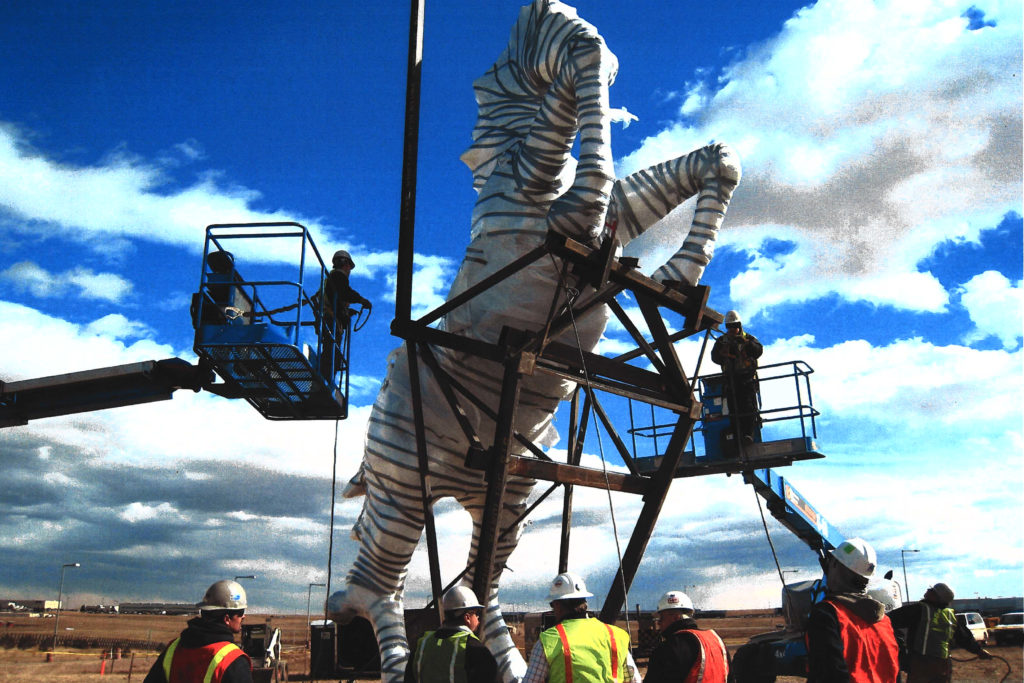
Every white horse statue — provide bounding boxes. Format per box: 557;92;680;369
328;2;741;681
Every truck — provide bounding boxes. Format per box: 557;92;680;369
729;469;903;682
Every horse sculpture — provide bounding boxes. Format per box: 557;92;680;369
328;2;741;681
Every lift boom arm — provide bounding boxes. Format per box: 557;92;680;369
0;358;210;428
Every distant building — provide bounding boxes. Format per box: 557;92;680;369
951;596;1024;617
118;602;196;615
1;599;58;612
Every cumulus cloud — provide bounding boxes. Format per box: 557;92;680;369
619;0;1022;314
0;124;423;287
959;270;1023;349
0;261;134;303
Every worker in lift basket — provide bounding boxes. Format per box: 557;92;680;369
805;537;900;682
522;572;642;683
887;582;991;683
710;310;763;448
644;590;728;683
144;580;253;683
405;585;499;683
317;249;372;377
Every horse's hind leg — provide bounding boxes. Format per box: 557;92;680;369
610;142;741;286
327;412;430;682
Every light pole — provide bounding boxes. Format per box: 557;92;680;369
51;562;80;652
307;583;326;650
901;549;919;601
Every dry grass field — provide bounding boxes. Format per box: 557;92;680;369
0;612;1019;681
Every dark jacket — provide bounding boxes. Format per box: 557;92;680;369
888;601;985;658
325;268;370;316
711;331;763;378
144;617;252;683
646;617;728;683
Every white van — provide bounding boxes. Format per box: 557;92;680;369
955;611;989;645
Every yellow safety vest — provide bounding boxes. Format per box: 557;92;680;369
911;605;956;659
540;617;631;683
412;629;475;683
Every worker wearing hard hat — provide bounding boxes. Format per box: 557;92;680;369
316;249;372;376
144;579;253;683
805;538;900;682
888;582;991;682
710;311;763;448
644;590;728;683
405;585;499;683
325;249;372;318
522;572;642;683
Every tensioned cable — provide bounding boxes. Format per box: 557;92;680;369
547;251;633;641
322;418;341;625
753;484;787;587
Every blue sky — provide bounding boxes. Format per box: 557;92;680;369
1;0;1021;615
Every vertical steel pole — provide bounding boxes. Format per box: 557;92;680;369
51;562;79;652
409;342;444;624
395;0;425;324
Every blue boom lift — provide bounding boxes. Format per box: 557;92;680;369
0;222;357;426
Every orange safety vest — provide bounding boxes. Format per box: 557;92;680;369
820;599;899;683
681;629;729;683
161;638;250;683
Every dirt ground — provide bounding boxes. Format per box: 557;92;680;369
1;612;1020;681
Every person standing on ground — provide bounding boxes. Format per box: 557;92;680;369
144;579;253;683
805;538;900;683
887;583;991;683
405;585;499;683
522;572;642;683
644;590;727;683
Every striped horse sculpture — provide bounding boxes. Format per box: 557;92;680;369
328;2;741;681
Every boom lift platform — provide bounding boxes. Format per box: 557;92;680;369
0;222;353;427
191;222;352;420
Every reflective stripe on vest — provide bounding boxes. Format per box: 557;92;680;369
413;629;474;683
680;629;729;683
912;604;955;659
824;600;900;683
162;638;248;683
541;618;630;683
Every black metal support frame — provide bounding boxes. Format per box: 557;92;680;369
389;0;729;625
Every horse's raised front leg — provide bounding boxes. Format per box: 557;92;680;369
610;142;741;286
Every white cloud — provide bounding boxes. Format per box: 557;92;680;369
618;0;1022;313
120;501;184;523
0;261;134;304
765;334;1022;426
83;314;153;339
959;270;1023;349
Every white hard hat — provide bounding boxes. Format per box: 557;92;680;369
657;590;695;614
546;572;594;602
333;250;354;267
725;310;742;326
198;580;247;610
442;585;483;613
830;537;877;579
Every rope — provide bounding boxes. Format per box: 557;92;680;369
550;253;634;646
951;652;1012;683
322;419;341;644
752;485;788;587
